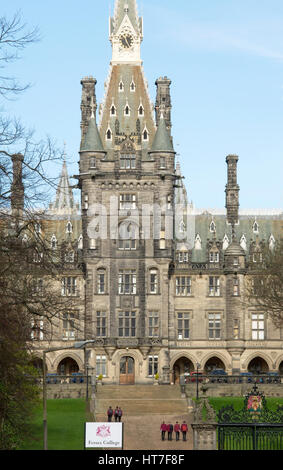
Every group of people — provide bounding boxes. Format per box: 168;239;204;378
107;406;123;422
160;421;188;442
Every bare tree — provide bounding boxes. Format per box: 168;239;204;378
246;240;283;327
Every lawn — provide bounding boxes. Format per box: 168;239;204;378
20;399;87;450
208;397;283;417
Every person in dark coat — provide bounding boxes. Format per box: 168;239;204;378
181;421;188;441
107;406;113;422
118;407;123;422
160;421;167;441
114;406;119;422
168;423;173;441
174;422;181;441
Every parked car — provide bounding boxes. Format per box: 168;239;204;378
190;371;205;383
71;372;84;384
239;372;253;383
266;372;280;384
208;369;228;383
46;373;58;384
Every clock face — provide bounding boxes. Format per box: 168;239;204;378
120;33;134;49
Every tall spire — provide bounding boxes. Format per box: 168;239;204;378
110;0;142;37
49;161;77;216
110;0;143;64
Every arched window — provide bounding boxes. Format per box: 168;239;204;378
124;104;130;116
143;128;148;141
138;104;144;116
110;104;116;116
106;128;112;141
118;222;138;250
66;221;73;234
51;235;57;250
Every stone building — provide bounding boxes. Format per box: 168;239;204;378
29;0;283;384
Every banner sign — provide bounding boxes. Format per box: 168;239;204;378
85;422;123;449
247;395;262;417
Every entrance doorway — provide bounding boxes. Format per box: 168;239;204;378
120;356;135;384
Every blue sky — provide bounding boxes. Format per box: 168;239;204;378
2;0;283;209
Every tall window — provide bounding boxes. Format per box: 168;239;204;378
120;154;136;169
208;313;221;339
62;277;77;296
119;223;137;251
96;311;107;337
209;251;219;263
178;252;189;263
252;313;265;340
209;276;220;296
119;194;136;210
160;157;166;169
148;356;158;377
96;356;107;377
97;270;106;294
89;157;96;169
31;317;44;341
65;251;75;263
149;269;158;294
148;311;159;337
63;312;76;339
233;277;239;296
177;312;190;340
176;276;191;296
118;270;136;295
118;311;136;337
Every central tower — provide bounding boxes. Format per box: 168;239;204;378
79;0;176;385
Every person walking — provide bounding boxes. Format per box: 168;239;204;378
107;406;113;422
114;406;119;422
174;422;181;441
181;421;188;441
168;423;173;441
118;407;123;422
160;421;167;441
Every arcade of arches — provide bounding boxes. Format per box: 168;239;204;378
172;356;283;384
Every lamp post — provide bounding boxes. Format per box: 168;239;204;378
43;340;96;450
196;362;201;401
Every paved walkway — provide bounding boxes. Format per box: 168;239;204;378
96;412;193;451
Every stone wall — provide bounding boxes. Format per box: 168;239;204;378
185;383;283;398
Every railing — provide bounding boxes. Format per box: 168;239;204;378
181;374;283;385
217;424;283;450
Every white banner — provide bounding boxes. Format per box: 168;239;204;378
85;422;123;449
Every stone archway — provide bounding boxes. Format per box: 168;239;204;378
204;356;226;374
173;357;194;384
57;357;79;375
279;361;283;376
248;357;269;374
30;357;43;373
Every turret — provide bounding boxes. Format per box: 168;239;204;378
155;76;172;134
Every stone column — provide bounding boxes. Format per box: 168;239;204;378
191;423;217;451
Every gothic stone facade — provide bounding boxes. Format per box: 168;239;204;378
32;1;283;384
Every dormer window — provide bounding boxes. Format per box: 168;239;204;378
253;221;259;233
195;234;202;250
90;157;96;169
130;80;136;92
222;234;229;251
142;128;149;141
51;235;57;250
110;104;116;116
106;128;112;141
210;221;216;233
138;104;144;116
240;235;247;251
66;221;73;234
124;104;130;116
119;81;124;92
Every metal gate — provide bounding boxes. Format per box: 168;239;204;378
218;424;283;450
